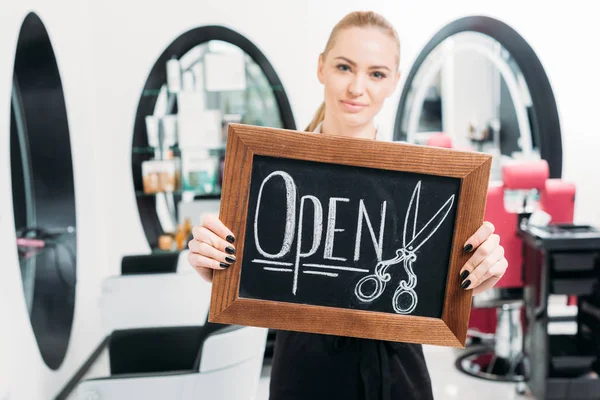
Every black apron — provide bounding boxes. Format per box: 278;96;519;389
269;330;434;400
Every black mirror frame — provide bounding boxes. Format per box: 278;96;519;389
132;26;297;247
393;16;562;178
10;11;77;370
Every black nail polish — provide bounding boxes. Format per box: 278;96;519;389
225;246;236;255
219;262;230;268
460;270;469;281
461;279;471;289
463;244;473;253
225;256;236;263
226;235;235;244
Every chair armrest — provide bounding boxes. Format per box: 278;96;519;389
198;326;268;373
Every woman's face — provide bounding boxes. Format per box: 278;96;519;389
318;27;400;128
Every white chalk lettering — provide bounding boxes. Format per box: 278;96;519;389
251;171;456;303
254;171;296;259
293;195;323;295
324;197;350;261
354;200;387;262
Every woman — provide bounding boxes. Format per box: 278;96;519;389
188;11;507;400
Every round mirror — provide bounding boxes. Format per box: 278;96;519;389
394;16;561;181
10;12;77;370
132;26;295;248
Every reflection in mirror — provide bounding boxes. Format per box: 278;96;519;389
152;40;285;237
133;34;291;250
10;12;77;370
397;32;540;181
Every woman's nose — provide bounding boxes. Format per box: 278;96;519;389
348;75;366;96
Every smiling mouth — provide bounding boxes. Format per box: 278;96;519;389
341;100;368;112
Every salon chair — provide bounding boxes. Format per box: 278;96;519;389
75;323;269;400
426;132;453;148
426;132;477;152
456;160;577;391
83;251;269;399
100;250;212;332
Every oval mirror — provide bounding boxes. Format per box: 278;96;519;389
394;16;561;181
132;26;295;248
10;12;77;370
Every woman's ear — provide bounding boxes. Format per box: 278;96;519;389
317;53;325;84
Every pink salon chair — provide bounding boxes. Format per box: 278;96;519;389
426;132;476;151
456;160;576;392
426;132;453;148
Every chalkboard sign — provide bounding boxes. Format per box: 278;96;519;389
209;124;492;347
240;155;460;318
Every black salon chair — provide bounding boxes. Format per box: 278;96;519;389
80;252;269;399
75;322;268;399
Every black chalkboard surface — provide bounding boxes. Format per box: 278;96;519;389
239;155;460;318
209;124;492;347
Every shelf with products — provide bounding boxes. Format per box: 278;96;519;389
131;29;296;250
136;142;225;199
139;152;224;198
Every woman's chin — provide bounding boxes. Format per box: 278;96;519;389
340;113;370;127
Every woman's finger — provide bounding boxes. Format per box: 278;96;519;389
460;233;500;278
461;245;504;290
188;240;236;266
463;221;495;253
478;257;509;284
187;251;230;271
191;226;236;256
201;214;235;243
472;259;509;296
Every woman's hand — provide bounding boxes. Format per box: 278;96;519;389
187;214;237;282
459;221;508;295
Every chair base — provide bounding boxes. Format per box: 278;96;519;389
455;344;526;383
461;289;526;386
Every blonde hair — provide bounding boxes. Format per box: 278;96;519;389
305;11;401;132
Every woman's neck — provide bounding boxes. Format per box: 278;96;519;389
320;116;376;140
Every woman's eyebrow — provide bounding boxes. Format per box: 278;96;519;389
334;56;391;71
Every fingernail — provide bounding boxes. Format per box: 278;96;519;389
225;256;236;263
461;279;471;289
225;246;236;255
460;270;469;281
219;262;230;268
226;235;235;244
463;244;473;253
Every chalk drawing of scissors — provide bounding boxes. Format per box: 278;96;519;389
354;181;455;314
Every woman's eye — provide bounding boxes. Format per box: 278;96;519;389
372;71;386;79
337;64;351;72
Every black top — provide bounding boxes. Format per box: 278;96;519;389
269;330;434;400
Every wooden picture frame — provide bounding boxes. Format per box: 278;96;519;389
209;123;492;348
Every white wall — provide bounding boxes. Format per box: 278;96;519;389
1;0;599;398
